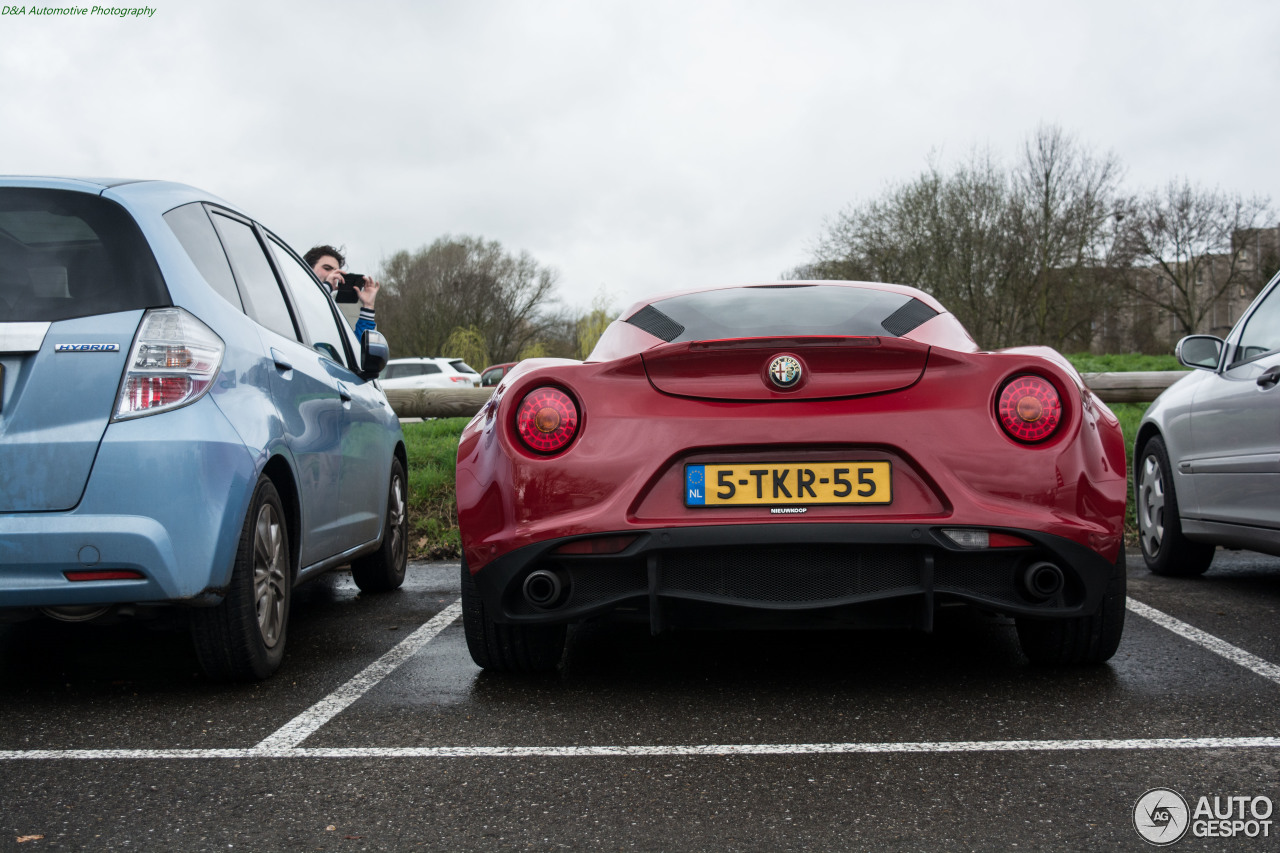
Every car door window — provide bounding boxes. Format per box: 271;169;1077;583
1234;286;1280;365
209;213;298;341
267;236;353;369
164;203;244;311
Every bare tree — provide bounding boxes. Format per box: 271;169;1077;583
805;150;1029;348
1012;125;1124;349
377;236;559;362
1119;181;1271;338
799;127;1264;353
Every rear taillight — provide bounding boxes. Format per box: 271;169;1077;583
997;375;1061;442
114;308;224;420
516;387;579;453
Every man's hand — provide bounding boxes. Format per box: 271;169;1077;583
358;278;380;309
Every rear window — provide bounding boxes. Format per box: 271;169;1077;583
625;284;937;343
384;362;441;379
449;360;478;374
0;188;168;323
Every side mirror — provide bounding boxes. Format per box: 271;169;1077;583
360;330;389;380
1175;335;1223;371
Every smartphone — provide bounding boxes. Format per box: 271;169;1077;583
332;273;365;303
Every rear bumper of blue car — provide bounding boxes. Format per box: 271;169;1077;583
0;397;258;609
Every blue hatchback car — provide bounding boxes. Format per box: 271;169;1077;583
0;177;407;679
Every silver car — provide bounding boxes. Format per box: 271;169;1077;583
1134;270;1280;575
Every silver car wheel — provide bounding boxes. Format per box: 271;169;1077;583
1137;452;1166;556
388;470;407;568
252;502;288;649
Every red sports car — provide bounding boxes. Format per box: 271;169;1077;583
456;281;1127;671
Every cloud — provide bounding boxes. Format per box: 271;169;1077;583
2;0;1276;311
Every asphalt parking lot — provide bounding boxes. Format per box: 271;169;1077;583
2;552;1279;851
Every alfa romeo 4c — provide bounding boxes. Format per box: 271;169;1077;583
457;282;1127;672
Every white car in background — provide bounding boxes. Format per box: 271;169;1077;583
379;357;481;389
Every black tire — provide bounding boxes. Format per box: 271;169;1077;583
351;457;409;593
1016;545;1127;665
461;557;565;673
1135;436;1214;577
191;477;292;681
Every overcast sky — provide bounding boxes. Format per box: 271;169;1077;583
3;0;1277;313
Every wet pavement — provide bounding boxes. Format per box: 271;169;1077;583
1;552;1279;850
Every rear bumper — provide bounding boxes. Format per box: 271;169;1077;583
470;523;1116;630
0;397;257;609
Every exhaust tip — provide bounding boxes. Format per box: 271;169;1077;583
522;569;566;610
41;605;111;623
1020;562;1064;602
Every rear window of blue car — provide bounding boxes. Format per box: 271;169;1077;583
0;188;168;323
625;284;938;342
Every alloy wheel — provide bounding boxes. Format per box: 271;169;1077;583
252;502;288;648
388;471;407;569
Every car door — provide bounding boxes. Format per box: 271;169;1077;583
1185;281;1280;529
265;236;388;551
208;211;346;565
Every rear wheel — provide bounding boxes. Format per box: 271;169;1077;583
351;457;408;593
191;477;291;680
1016;545;1126;665
461;557;565;673
1136;436;1214;576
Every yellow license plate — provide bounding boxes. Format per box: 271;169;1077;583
684;462;891;507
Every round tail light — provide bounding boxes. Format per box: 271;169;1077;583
516;387;579;453
997;375;1062;442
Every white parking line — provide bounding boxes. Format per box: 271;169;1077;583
1126;598;1280;686
3;737;1280;761
2;596;1279;761
255;601;463;750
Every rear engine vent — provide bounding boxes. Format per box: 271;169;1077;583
626;305;685;342
880;299;939;337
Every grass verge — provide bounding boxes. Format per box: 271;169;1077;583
404;418;469;560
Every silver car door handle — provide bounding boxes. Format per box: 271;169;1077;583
337;382;352;403
270;348;293;373
1257;366;1280;389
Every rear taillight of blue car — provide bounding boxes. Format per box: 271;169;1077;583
113;308;224;420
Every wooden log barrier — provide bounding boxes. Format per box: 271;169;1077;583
1077;371;1189;404
385;387;494;419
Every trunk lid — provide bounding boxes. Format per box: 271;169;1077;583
0;313;142;511
0;184;168;512
640;336;930;401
